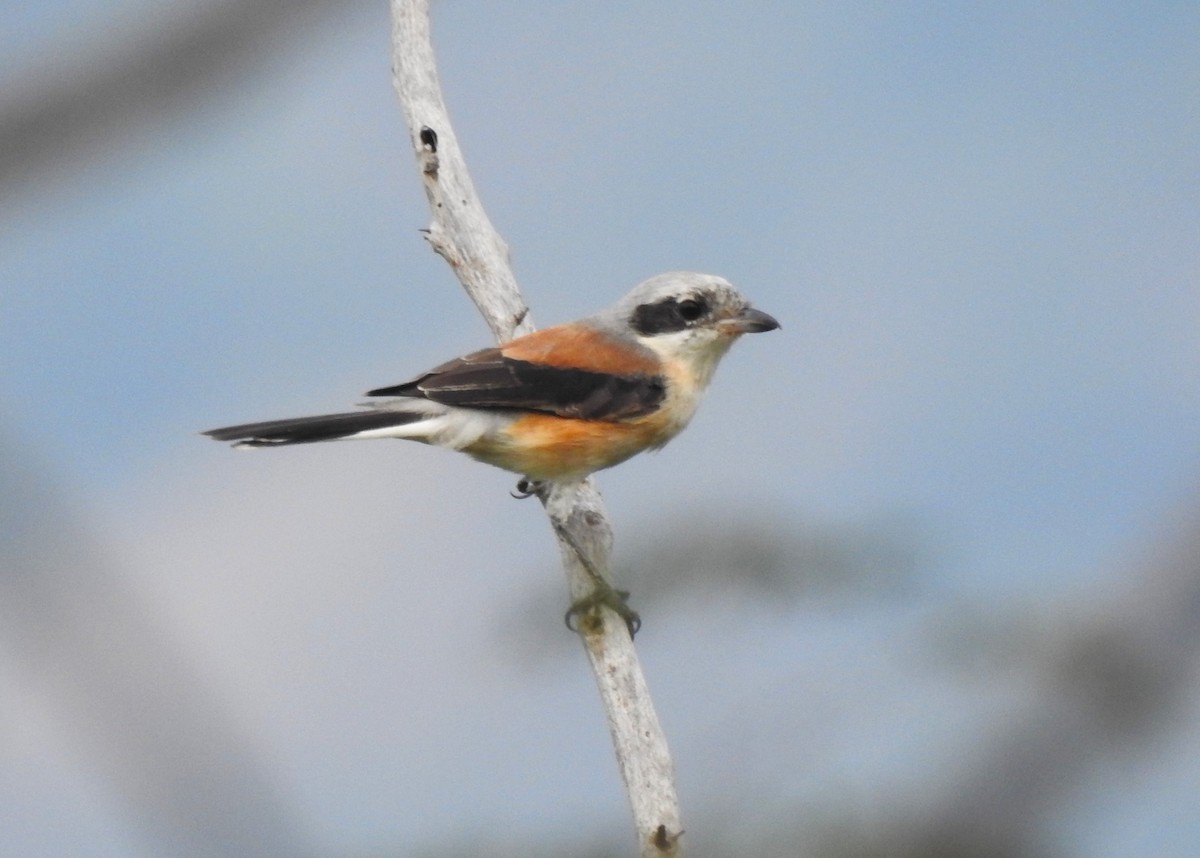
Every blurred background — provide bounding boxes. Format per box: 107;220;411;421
2;2;1198;856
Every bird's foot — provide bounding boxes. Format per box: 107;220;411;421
564;582;641;638
510;477;546;499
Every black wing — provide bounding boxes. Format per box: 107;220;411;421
367;348;665;421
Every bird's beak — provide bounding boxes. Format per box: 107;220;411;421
719;306;780;335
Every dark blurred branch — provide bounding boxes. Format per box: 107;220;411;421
0;0;363;198
847;501;1200;858
0;434;313;857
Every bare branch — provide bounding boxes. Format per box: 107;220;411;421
389;2;530;343
390;2;682;854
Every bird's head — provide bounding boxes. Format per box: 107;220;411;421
604;271;780;386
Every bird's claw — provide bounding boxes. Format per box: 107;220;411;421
510;477;545;499
564;583;642;638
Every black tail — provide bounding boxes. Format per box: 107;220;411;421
203;410;422;447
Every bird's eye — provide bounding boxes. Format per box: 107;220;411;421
677;298;706;321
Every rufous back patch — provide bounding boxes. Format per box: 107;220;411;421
501;324;661;376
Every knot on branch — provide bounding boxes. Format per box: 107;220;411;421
419;125;439;175
652;823;683;854
419;125;438;152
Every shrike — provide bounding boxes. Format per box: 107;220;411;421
205;271;778;631
206;271;777;476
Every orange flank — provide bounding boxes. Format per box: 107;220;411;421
465;411;674;481
502;324;661;376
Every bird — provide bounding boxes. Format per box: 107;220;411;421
204;271;779;632
205;271;778;478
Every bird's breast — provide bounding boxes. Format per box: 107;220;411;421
464;412;675;480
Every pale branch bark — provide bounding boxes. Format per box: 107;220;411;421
389;2;682;856
388;3;530;344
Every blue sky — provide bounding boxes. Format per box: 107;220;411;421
2;2;1199;856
